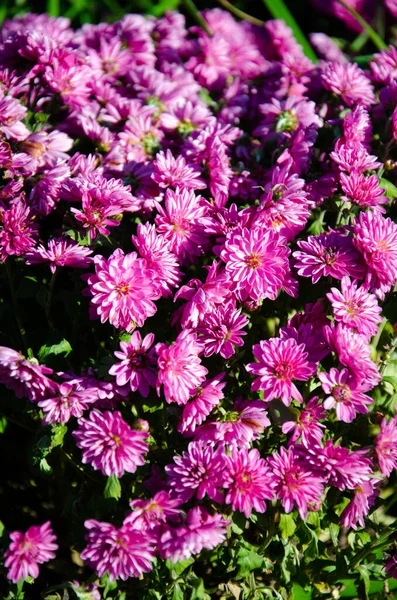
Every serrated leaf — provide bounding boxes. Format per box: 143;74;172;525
279;512;296;539
380;178;397;200
166;557;194;576
38;338;72;362
104;474;121;500
50;424;67;448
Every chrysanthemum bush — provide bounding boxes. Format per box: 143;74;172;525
3;5;397;600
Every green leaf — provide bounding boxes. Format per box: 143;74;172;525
279;512;296;539
39;457;53;474
236;547;264;579
292;584;312;600
382;376;397;392
148;0;179;17
171;583;184;600
38;338;72;362
0;520;4;537
329;522;340;547
104;474;121;500
380;178;397;200
356;565;370;599
166;557;194;577
0;415;7;434
262;0;317;62
189;576;207;600
50;424;67;448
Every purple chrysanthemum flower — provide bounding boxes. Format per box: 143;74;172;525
318;368;373;423
178;373;226;435
268;447;324;519
108;331;157;398
246;337;317;405
220;226;290;302
340;480;378;530
223;448;276;518
0;198;38;261
340;172;387;210
0;346;55;402
376;417;397;478
308;440;373;491
25;238;93;273
282;397;326;447
327;276;382;339
156;330;207;405
86;248;161;331
152;149;206;190
165;441;226;503
73;410;149;477
126;491;182;532
293;230;366;284
81;518;156;581
197;302;248;359
38;381;98;425
321;61;375;106
4;521;58;583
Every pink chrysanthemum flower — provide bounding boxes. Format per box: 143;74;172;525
159;506;230;562
370;45;397;85
152;149;206;190
25;238;93;273
155;187;212;265
38;381;98;425
197;302;248;359
185;33;231;88
254;96;322;141
327;276;382;339
132;223;181;298
268;447;324;519
108;331;157;398
353;210;397;298
340;480;378;530
73;410;149;477
376;417;397;478
318;368;373;423
178;373;226;435
220;226;290;302
330;140;381;173
321;61;375;106
127;491;182;532
324;323;381;388
223;448;276;518
0;346;55;402
282;397;326;447
70;189;123;240
81;518;156;581
4;521;58;583
194;398;271;449
165;441;226;503
246;337;317;405
156;330;208;405
340;172;387;210
0;198;38;261
293;230;366;284
86;248;161;331
309;441;372;491
343;106;372;149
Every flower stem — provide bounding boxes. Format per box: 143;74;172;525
334;0;387;50
182;0;212;36
217;0;265;27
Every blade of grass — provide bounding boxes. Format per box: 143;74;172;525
334;0;387;51
262;0;317;62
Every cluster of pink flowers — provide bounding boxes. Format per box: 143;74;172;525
2;5;397;593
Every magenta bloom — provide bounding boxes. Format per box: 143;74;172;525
155;187;211;265
178;373;226;434
159;506;230;562
152;149;206;190
340;481;378;530
156;330;208;405
109;331;157;397
246;337;317;405
86;248;161;331
0;346;55;402
165;441;226;503
309;441;373;491
223;448;276;518
268;447;324;519
0;199;38;261
220;226;290;302
293;230;366;284
127;491;182;532
282;397;326;447
319;368;373;423
4;521;58;583
38;381;98;425
376;417;397;478
73;410;149;477
327;276;382;340
353;210;397;298
25;238;93;273
197;303;248;359
81;518;156;581
340;172;387;210
321;61;375;106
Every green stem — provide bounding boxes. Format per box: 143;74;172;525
334;0;387;50
372;317;388;351
5;260;30;356
217;0;265;27
182;0;212;36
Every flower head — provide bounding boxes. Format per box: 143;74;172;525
5;522;58;583
109;331;157;397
